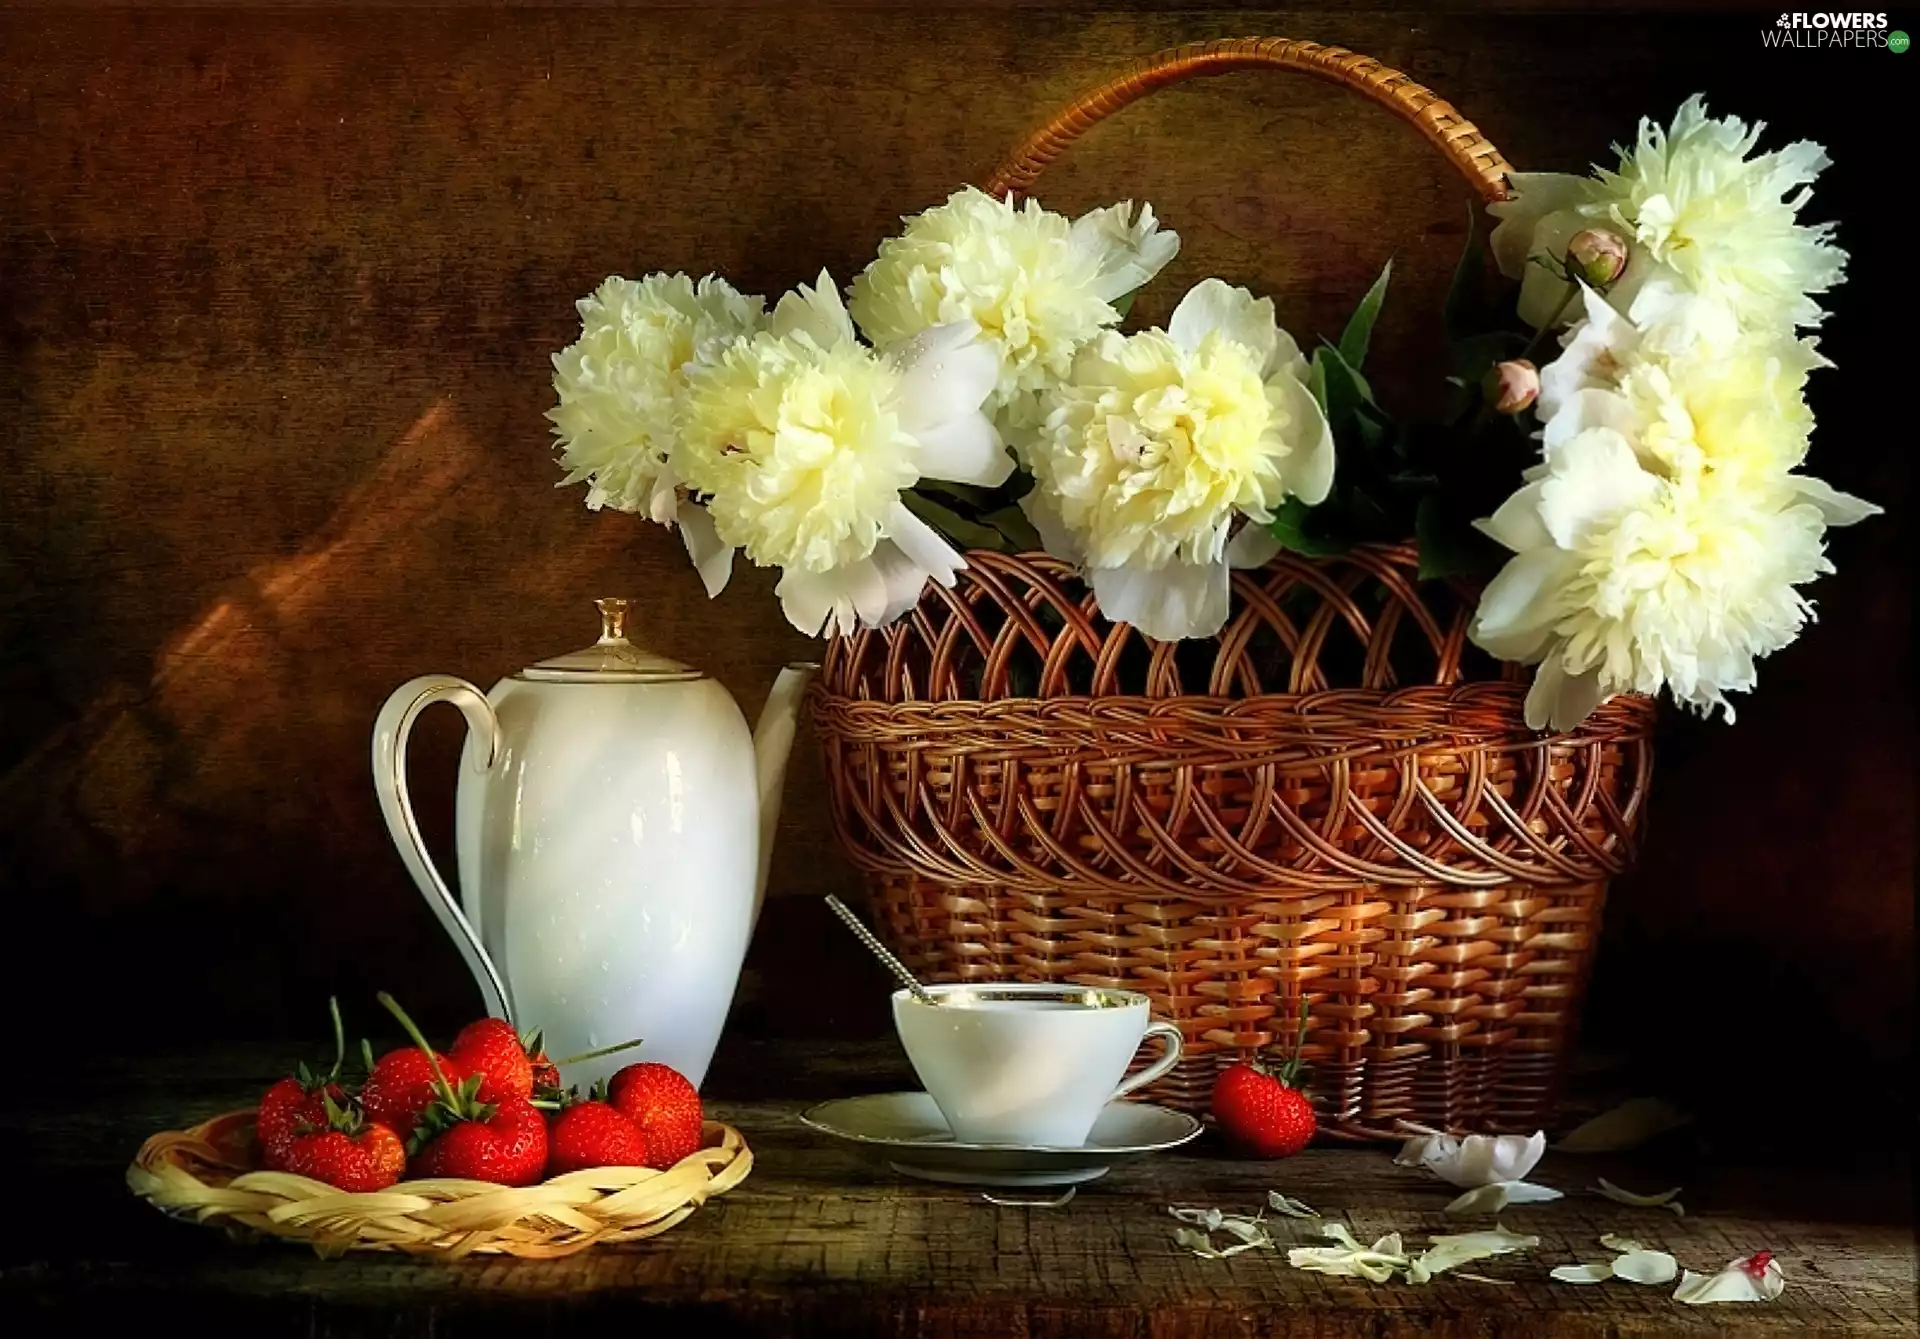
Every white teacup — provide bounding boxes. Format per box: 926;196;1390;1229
893;983;1184;1147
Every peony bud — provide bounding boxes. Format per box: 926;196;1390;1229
1485;359;1540;414
1566;229;1629;287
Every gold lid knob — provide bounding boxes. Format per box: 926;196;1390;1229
595;597;631;644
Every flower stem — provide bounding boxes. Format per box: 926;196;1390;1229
376;991;458;1106
1517;281;1581;366
552;1036;646;1067
325;996;345;1084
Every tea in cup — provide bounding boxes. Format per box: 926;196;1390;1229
892;983;1183;1146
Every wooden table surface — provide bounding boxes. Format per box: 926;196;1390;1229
8;1039;1913;1337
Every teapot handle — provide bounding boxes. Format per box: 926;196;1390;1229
371;675;514;1023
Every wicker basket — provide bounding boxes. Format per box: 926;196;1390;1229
811;40;1658;1140
128;1109;752;1258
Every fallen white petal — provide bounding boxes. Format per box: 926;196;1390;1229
1674;1255;1785;1305
1555;1098;1691;1154
1551;1262;1617;1284
1415;1225;1540;1277
1288;1244;1405;1283
1596;1178;1684;1216
1267;1192;1319;1219
1444;1184;1512;1217
1395;1133;1446;1167
1414;1131;1549;1189
1168;1206;1224;1231
1455;1272;1517;1286
1598;1234;1645;1254
1218;1216;1271;1246
1611;1250;1679;1285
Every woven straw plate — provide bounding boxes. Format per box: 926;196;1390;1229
128;1108;753;1258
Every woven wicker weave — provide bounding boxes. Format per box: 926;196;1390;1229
812;44;1656;1139
128;1109;751;1258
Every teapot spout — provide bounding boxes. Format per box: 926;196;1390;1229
751;662;819;923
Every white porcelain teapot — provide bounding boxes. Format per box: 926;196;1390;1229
372;598;815;1090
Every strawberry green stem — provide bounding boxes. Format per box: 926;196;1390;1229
551;1036;645;1067
326;996;345;1084
376;991;459;1107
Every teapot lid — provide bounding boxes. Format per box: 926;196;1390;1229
516;599;704;684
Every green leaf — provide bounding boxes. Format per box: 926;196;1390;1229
1415;496;1498;580
915;480;1003;509
1111;290;1137;320
1337;259;1393;370
1268;496;1352;559
900;489;1011;553
1305;351;1330;415
1443;203;1485;343
982;504;1043;552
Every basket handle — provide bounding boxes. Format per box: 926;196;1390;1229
983;37;1512;203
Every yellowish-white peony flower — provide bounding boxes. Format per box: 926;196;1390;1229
1489;96;1845;332
848;187;1179;414
680;271;1012;637
1540;287;1831;486
550;272;764;594
1021;279;1333;641
551;272;764;516
1471;423;1876;731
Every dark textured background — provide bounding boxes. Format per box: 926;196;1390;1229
1;4;1908;1141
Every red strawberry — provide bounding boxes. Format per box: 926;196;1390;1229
257;997;348;1170
449;1017;536;1103
608;1062;704;1170
546;1099;649;1175
281;1092;406;1192
378;992;548;1187
408;1095;549;1185
1210;1000;1317;1159
362;1046;463;1139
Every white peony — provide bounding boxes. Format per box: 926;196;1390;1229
847;187;1179;415
679;271;1011;637
1021;279;1333;641
1471;423;1872;731
1539;287;1830;488
1489;96;1845;332
550;272;764;516
550;273;764;593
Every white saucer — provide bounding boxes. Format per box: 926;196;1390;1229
799;1091;1203;1187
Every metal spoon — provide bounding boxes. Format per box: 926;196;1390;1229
823;895;938;1005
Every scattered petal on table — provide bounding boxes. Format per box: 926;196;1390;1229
1674;1253;1785;1304
1552;1262;1618;1284
1445;1184;1513;1216
1416;1225;1541;1277
1555;1099;1692;1153
1611;1250;1679;1285
1599;1233;1646;1253
1268;1191;1320;1219
1596;1178;1685;1216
